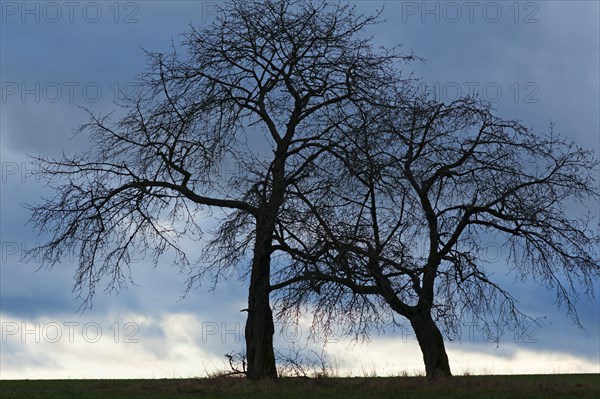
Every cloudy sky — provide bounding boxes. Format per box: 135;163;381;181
1;1;598;378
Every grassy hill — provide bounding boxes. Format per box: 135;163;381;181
1;374;599;399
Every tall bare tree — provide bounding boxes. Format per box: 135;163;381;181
273;95;600;379
27;0;409;380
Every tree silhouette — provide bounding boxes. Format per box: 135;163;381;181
273;95;600;379
27;0;409;380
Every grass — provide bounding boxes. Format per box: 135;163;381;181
0;374;598;399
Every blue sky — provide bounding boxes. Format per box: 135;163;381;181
1;1;599;378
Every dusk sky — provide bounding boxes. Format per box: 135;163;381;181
1;1;599;378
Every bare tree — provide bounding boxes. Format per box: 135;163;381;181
27;0;409;380
273;95;600;379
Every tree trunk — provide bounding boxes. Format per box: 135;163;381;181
244;216;278;380
244;145;288;380
409;308;452;380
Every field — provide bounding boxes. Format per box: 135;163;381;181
1;374;598;399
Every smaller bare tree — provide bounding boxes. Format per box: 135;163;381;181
272;95;600;380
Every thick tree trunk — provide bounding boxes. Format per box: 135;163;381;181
244;215;278;380
244;146;288;380
409;308;452;380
